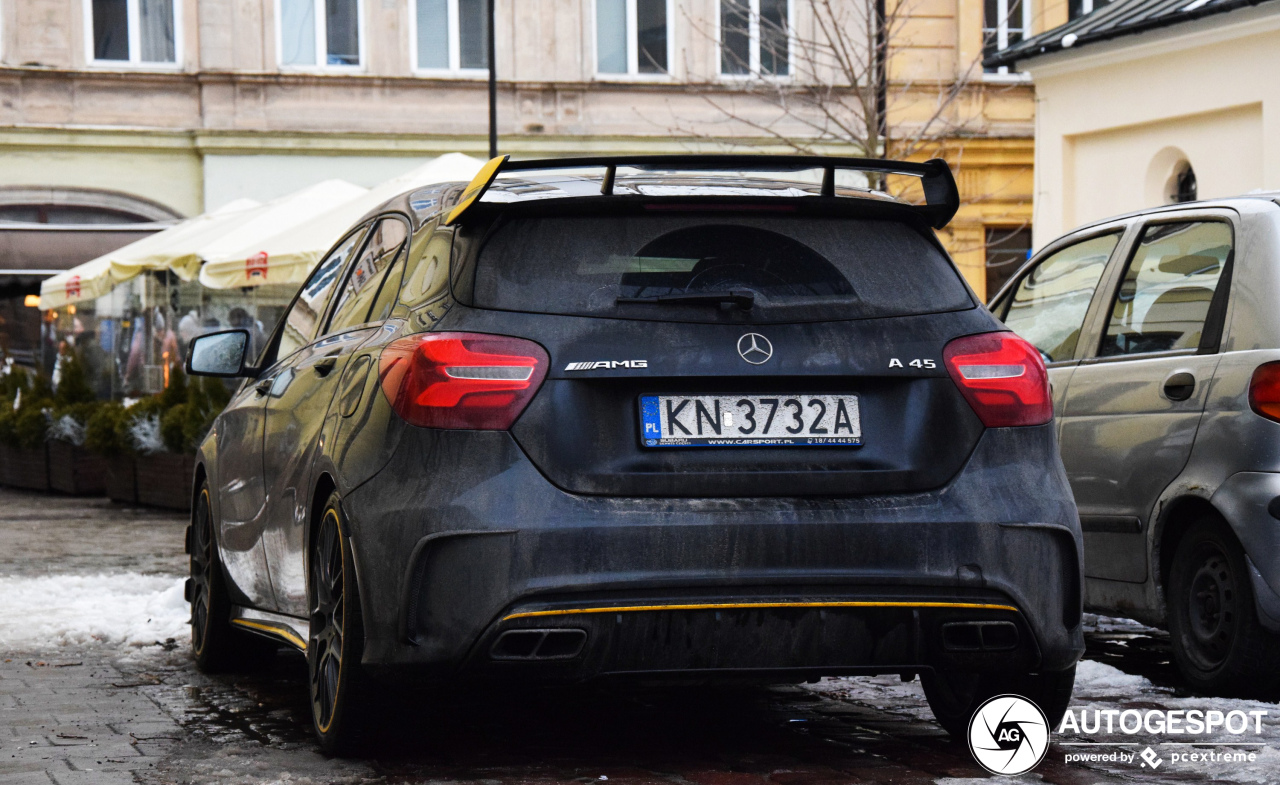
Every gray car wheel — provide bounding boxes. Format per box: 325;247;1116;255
1167;519;1280;697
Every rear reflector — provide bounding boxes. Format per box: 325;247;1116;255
943;332;1052;428
1249;362;1280;423
379;332;549;429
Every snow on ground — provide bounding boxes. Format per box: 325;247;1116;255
808;618;1280;784
1066;657;1280;784
0;572;188;653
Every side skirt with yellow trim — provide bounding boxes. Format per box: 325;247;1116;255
503;599;1019;622
230;606;308;652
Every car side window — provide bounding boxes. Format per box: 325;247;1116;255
398;223;454;308
273;227;366;363
325;216;410;335
1000;232;1119;363
1098;221;1232;357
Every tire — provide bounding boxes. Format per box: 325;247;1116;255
189;483;274;671
308;491;376;755
922;665;1076;739
1167;518;1280;698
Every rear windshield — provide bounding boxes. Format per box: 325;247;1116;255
470;214;972;322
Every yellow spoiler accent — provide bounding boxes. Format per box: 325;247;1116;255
443;154;509;225
503;599;1019;621
230;618;307;651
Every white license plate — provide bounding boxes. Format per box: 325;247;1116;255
639;394;861;447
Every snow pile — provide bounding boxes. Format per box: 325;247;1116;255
1062;658;1280;783
0;573;187;651
1072;657;1149;693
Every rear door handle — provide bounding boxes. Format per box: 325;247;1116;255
1163;371;1196;401
314;357;338;376
254;379;272;396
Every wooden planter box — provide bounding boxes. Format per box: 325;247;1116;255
104;457;138;505
47;440;107;496
135;452;195;511
0;443;49;491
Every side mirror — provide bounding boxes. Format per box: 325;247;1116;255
187;329;253;377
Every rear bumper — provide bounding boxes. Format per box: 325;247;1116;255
456;590;1041;684
343;423;1084;682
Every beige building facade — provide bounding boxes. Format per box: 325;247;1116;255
0;0;1063;295
995;0;1280;243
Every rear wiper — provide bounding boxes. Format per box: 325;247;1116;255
615;290;755;310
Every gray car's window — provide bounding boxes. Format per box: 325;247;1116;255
471;215;972;323
276;227;365;362
1001;233;1118;362
326;216;409;335
1099;221;1231;357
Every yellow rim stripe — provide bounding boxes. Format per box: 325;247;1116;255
502;600;1019;621
231;618;307;651
317;507;344;735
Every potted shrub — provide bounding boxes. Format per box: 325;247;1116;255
133;367;199;511
0;370;52;491
86;402;135;503
46;351;106;495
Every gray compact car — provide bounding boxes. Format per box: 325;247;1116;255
989;194;1280;697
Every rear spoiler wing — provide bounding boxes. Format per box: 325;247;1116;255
443;154;960;229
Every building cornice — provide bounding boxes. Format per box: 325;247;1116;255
0;124;869;157
1024;1;1280;79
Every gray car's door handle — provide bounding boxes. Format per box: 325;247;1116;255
314;356;338;376
1163;371;1196;401
254;379;272;396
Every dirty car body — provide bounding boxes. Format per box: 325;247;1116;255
186;156;1083;745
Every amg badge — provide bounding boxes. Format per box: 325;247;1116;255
564;360;649;371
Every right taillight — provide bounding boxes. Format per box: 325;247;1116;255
378;332;549;430
1249;362;1280;422
943;331;1052;428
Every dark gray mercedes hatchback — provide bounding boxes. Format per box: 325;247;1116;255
184;155;1083;752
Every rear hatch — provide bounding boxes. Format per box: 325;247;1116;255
449;209;993;497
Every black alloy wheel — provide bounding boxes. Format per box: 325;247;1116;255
189;488;216;656
1168;519;1280;697
922;665;1076;739
307;492;373;753
310;506;345;735
190;483;264;671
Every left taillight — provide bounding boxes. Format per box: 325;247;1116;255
942;331;1053;428
378;332;549;429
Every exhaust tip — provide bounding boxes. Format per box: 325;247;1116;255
940;621;1019;652
490;628;587;661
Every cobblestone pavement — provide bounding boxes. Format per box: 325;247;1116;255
1;489;1277;784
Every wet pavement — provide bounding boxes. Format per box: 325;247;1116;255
1;488;1277;784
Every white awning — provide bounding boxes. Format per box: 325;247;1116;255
38;198;262;310
198;154;483;289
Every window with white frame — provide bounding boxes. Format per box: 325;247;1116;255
719;0;789;77
413;0;489;72
1068;0;1110;20
87;0;177;64
596;0;670;76
279;0;361;68
983;0;1029;74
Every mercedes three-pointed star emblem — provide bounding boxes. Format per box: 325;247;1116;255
737;333;773;365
